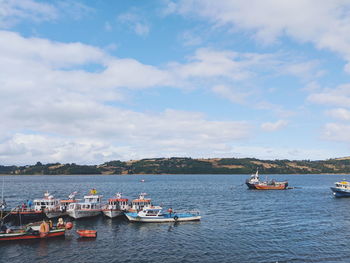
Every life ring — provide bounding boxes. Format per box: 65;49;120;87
173;215;178;221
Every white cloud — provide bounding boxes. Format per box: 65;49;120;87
323;123;350;142
261;120;289;131
0;31;256;164
117;12;150;36
0;0;91;28
326;108;350;121
168;0;350;72
308;84;350;108
212;85;251;104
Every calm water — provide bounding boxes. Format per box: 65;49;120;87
0;174;349;263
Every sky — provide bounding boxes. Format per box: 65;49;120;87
1;0;350;165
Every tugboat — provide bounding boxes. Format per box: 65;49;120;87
125;206;201;223
330;180;350;197
246;170;288;190
102;193;129;218
9;191;59;223
45;192;78;219
66;189;102;219
128;193;152;212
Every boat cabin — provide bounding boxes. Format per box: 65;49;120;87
33;191;60;211
130;193;152;211
138;206;163;217
68;202;100;211
335;181;350;189
107;193;129;210
83;195;102;204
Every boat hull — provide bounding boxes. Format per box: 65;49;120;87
102;209;123;218
67;209;101;219
125;213;201;223
246;182;288;190
0;228;65;241
330;187;350;197
45;210;67;219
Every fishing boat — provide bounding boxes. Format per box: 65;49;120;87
0;220;73;241
128;193;152;212
9;191;59;223
330;180;350;197
246;170;288;190
45;192;78;219
102;193;129;218
125;206;201;223
66;189;102;219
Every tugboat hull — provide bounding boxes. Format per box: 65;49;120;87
246;182;288;190
102;209;123;218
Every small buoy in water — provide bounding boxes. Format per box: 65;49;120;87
140;179;145;182
65;222;73;230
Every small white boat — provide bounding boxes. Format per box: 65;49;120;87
125;206;201;223
102;193;129;218
66;189;102;219
45;192;78;219
128;193;152;212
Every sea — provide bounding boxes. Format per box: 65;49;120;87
0;174;349;263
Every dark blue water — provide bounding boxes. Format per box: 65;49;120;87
0;174;349;263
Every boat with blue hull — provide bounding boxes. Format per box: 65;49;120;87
125;206;201;223
331;181;350;197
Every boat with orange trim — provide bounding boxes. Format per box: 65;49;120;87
102;193;129;218
128;193;152;212
0;220;73;241
45;192;78;218
246;170;288;190
9;191;59;223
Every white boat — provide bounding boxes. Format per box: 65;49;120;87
66;189;102;219
124;206;201;223
102;193;129;218
45;192;78;219
128;193;152;212
33;191;60;212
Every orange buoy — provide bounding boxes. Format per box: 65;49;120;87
65;222;73;230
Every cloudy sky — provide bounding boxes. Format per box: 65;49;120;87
1;0;350;165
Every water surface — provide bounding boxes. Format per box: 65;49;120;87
0;174;349;263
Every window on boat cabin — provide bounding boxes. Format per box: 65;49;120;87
146;210;159;216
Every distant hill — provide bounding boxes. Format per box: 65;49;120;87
1;157;350;175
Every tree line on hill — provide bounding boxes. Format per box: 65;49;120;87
1;157;350;175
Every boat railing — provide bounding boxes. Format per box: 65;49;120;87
172;209;200;215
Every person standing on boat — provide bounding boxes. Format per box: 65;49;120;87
27;200;33;210
168;208;173;216
57;218;66;228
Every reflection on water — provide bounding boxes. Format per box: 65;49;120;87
0;174;349;263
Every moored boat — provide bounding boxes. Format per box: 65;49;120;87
45;192;78;219
246;170;288;190
9;191;59;223
330;180;350;197
125;206;201;223
67;189;102;219
0;220;72;241
102;193;129;218
128;193;152;212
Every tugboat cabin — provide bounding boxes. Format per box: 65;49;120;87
130;193;152;211
108;198;129;210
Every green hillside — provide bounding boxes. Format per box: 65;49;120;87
1;157;350;175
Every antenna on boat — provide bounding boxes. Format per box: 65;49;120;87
0;177;3;222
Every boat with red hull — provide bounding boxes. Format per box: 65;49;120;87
246;170;288;190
